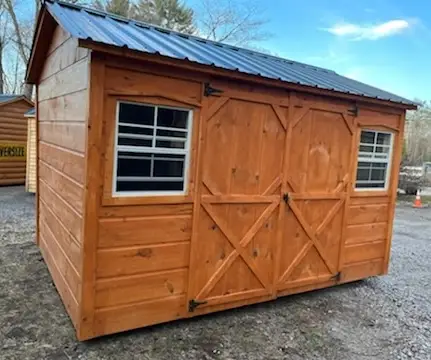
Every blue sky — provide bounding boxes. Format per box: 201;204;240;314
189;0;431;101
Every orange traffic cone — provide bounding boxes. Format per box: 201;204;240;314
413;191;423;208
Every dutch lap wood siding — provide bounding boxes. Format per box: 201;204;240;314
37;25;89;328
0;100;33;185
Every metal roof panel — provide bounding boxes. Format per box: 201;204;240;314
25;108;36;116
0;94;22;103
45;0;416;106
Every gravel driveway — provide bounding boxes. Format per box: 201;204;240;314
1;186;430;360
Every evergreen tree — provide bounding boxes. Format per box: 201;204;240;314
92;0;194;33
133;0;195;34
93;0;134;17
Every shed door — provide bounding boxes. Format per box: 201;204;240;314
187;87;288;310
276;101;354;291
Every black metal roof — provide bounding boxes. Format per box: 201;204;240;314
43;0;416;106
0;94;23;103
25;108;35;116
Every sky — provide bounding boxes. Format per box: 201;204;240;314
188;0;431;102
14;0;430;101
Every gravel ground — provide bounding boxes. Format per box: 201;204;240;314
1;186;430;360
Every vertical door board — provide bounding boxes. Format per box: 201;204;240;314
187;91;287;311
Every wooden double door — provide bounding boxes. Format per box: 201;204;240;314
187;85;354;312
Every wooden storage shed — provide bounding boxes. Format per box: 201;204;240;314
25;108;37;192
26;1;417;340
0;95;33;185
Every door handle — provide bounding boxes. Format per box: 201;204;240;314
283;193;289;204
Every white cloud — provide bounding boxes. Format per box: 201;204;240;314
344;67;366;81
325;20;410;40
307;50;351;66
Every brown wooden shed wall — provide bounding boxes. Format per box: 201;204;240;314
34;40;406;339
79;59;201;337
37;25;89;328
0;100;32;185
74;55;404;338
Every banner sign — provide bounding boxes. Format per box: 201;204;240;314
0;143;26;161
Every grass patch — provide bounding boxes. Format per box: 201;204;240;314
397;194;431;205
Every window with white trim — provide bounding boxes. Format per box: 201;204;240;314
113;101;192;196
355;129;394;190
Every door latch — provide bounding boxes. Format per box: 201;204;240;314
283;193;290;204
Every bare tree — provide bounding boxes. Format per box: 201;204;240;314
0;0;16;95
34;0;41;26
0;6;9;94
4;52;21;94
0;42;4;93
4;0;33;98
195;0;270;45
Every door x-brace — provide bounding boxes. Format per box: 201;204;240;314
277;196;345;285
195;201;279;301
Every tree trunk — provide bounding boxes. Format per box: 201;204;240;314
0;40;4;94
34;0;41;28
5;0;28;65
4;0;34;98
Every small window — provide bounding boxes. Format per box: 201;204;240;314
355;129;394;190
113;101;192;196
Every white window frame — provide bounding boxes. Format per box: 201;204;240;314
112;101;193;197
355;128;394;191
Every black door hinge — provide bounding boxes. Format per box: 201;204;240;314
204;83;224;97
189;299;208;312
283;193;290;204
347;104;359;117
331;272;342;282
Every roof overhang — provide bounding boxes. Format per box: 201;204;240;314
0;96;34;108
24;109;36;117
26;6;58;84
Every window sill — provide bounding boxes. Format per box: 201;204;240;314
102;193;194;206
351;190;390;197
